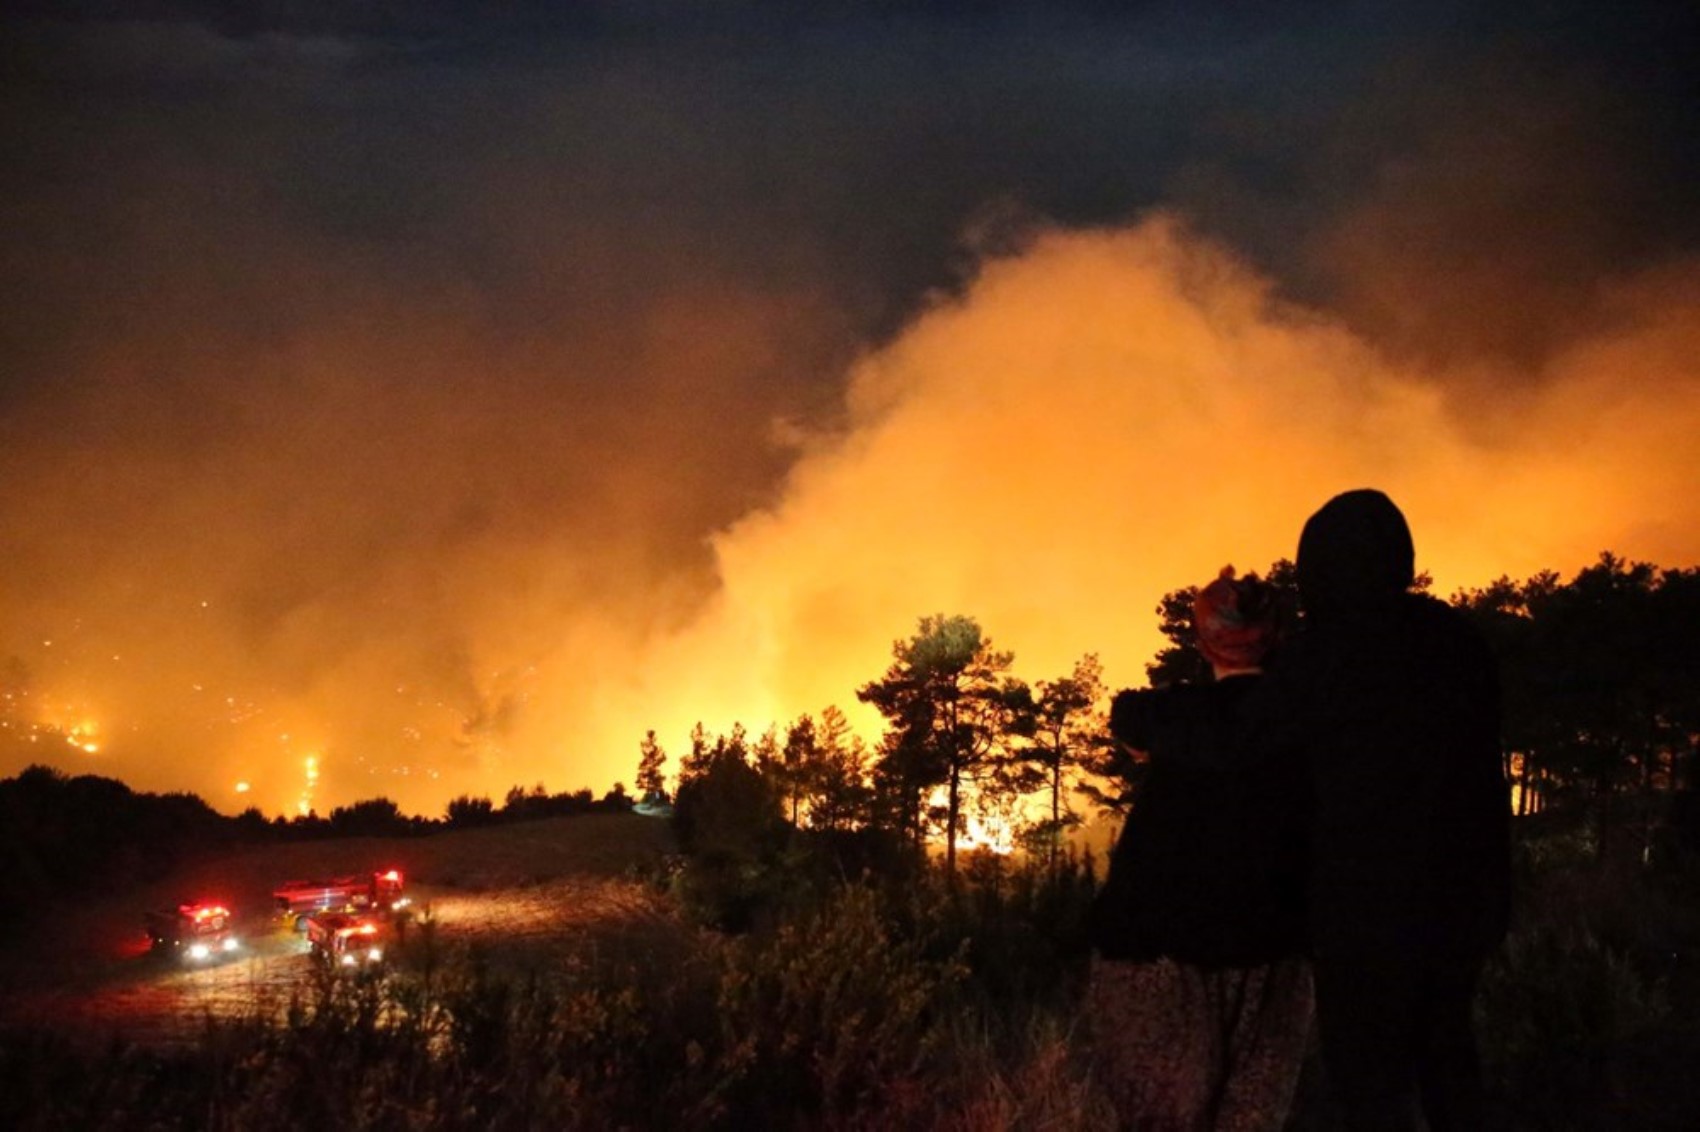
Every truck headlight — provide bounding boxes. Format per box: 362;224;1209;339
223;937;239;952
367;947;383;963
341;954;357;967
188;943;210;961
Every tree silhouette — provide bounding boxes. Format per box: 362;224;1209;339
858;614;1021;877
445;794;496;826
328;797;412;837
670;723;787;930
636;729;668;801
1002;653;1109;874
776;714;818;826
804;705;874;832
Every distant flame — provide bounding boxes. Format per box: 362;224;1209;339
298;753;322;815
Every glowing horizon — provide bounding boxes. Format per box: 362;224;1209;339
5;217;1698;818
6;0;1698;823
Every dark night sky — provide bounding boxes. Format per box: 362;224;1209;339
3;1;1698;815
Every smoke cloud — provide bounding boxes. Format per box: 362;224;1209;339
2;3;1697;815
625;218;1700;768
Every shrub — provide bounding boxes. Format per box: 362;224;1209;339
714;882;968;1126
1477;917;1670;1130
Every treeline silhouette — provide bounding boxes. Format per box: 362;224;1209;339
659;552;1700;932
0;767;633;938
443;781;635;827
1460;554;1700;860
0;766;237;935
4;551;1697;934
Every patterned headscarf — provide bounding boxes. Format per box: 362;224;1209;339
1193;566;1279;671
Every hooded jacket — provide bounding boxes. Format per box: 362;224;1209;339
1269;489;1511;959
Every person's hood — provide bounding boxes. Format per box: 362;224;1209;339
1296;489;1414;623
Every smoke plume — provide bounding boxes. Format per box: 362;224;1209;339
3;3;1697;814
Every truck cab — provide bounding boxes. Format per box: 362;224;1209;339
144;902;240;963
304;911;388;969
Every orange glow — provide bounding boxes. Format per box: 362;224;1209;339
3;219;1698;816
624;220;1700;777
948;792;1018;857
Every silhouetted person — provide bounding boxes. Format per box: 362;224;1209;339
1255;489;1511;1130
1090;567;1313;1131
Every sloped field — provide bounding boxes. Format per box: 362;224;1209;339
0;813;680;1048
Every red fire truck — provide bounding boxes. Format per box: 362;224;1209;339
145;902;241;963
272;869;407;926
304;911;388;969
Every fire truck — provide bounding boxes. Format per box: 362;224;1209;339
145;902;241;963
272;869;407;926
304;912;388;969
